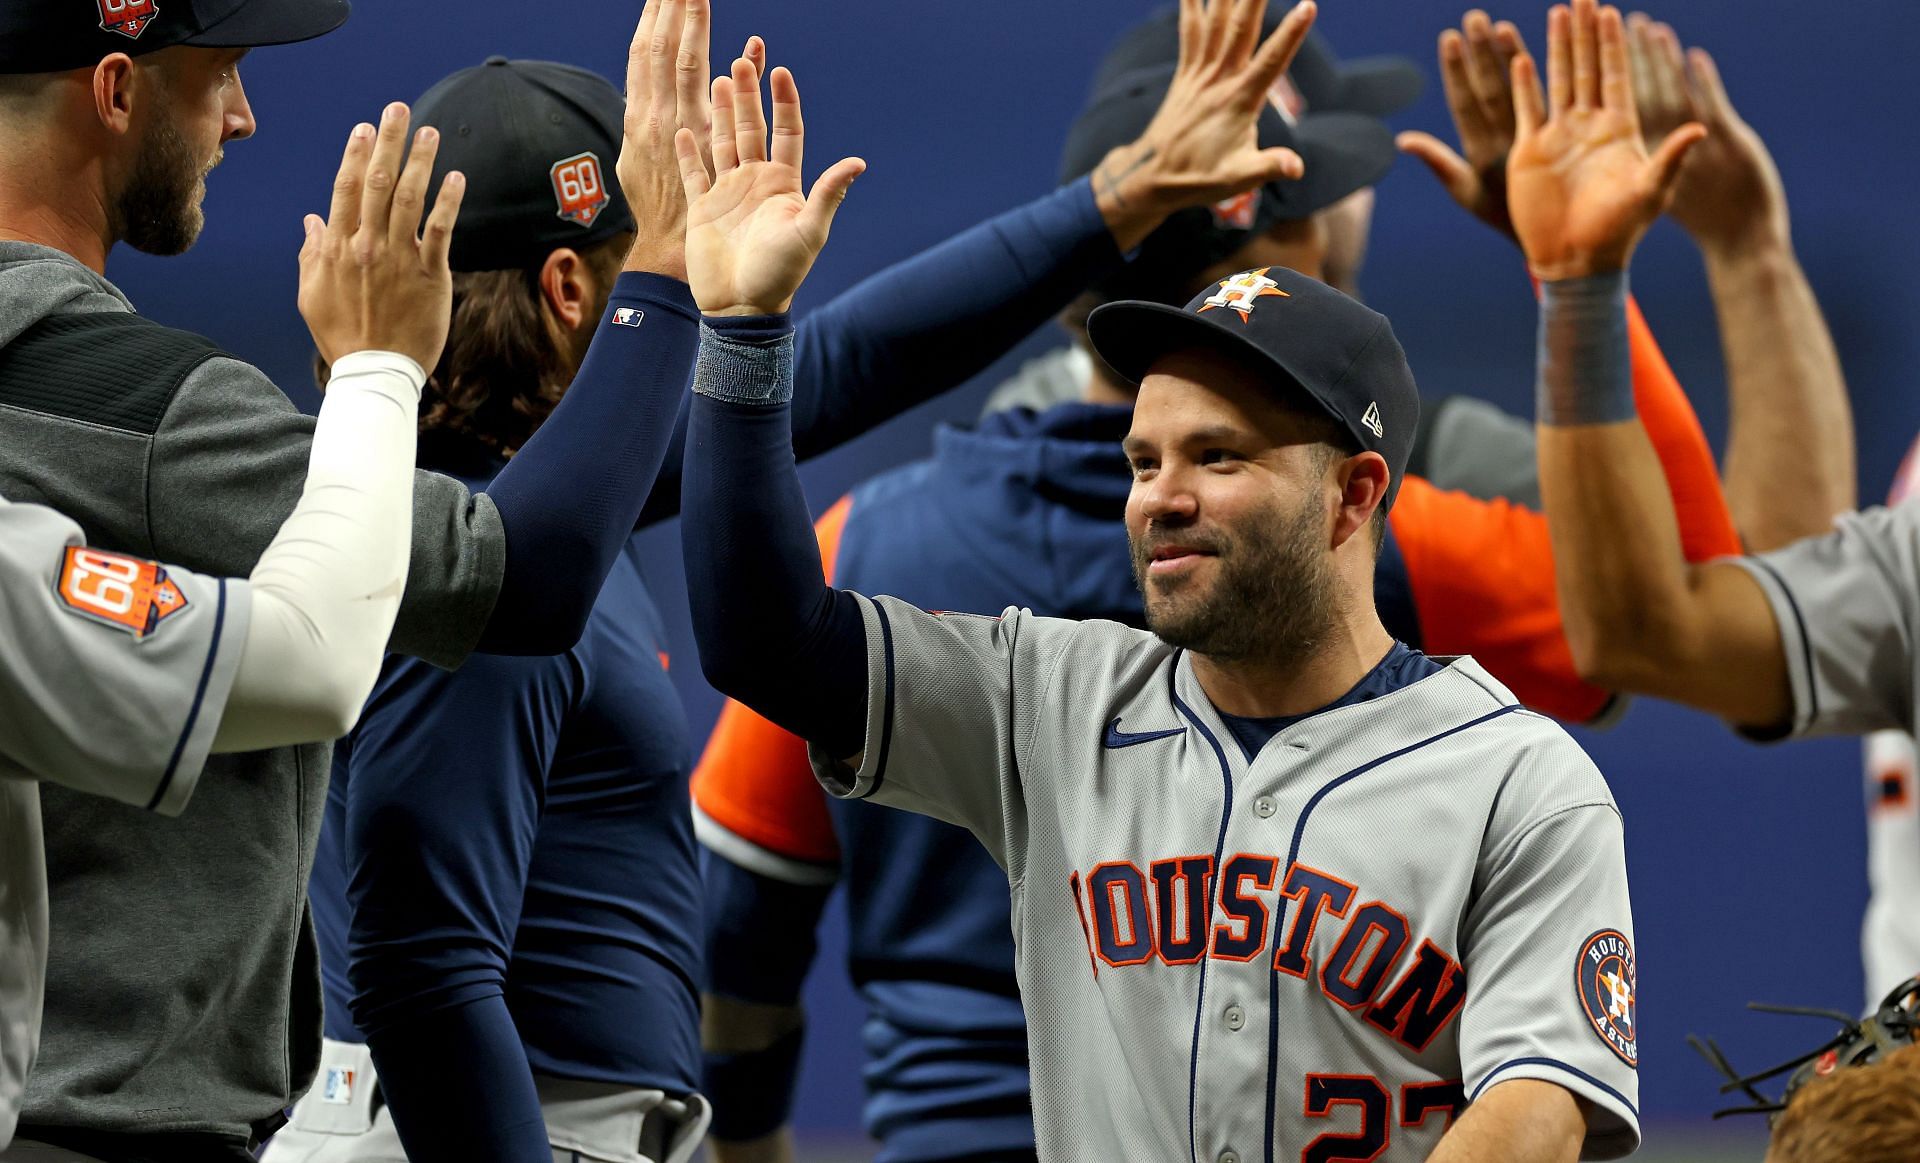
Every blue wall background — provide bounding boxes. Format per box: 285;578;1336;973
105;0;1915;1144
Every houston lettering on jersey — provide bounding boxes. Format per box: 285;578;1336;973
1069;856;1467;1053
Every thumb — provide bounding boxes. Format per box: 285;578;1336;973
1255;146;1304;184
1644;122;1706;200
798;156;867;243
1397;131;1479;206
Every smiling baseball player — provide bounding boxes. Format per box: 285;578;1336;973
681;223;1641;1163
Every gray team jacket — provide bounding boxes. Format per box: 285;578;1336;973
0;242;505;1140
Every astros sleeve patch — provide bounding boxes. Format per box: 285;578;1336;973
1577;928;1638;1067
54;546;191;639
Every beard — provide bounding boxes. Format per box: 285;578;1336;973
114;118;213;257
1131;493;1336;665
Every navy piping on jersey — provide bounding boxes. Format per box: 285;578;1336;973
1746;556;1818;728
865;601;898;799
1168;652;1236;1163
151;577;227;811
1264;702;1525;1162
1470;1055;1640;1119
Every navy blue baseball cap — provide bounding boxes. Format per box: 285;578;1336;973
1087;266;1419;509
0;0;349;74
411;57;635;273
1089;7;1423;118
1059;60;1395;305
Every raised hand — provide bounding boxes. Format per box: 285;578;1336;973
674;57;864;317
1626;14;1787;256
1397;9;1528;240
1091;0;1318;252
1506;0;1704;280
618;0;712;279
299;103;465;371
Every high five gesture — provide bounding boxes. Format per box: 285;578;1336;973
1507;0;1704;280
674;57;865;317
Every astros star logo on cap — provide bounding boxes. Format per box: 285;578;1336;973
1198;267;1289;323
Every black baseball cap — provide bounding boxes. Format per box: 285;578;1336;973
0;0;349;74
1087;266;1419;509
411;57;636;274
1088;6;1423;118
1059;61;1395;305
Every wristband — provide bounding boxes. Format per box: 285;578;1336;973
693;314;796;406
1536;272;1634;426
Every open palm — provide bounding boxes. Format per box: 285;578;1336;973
1507;0;1702;281
677;58;864;317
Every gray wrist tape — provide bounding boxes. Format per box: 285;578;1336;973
693;324;796;406
1536;272;1634;426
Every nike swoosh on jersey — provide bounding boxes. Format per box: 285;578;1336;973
1103;718;1185;749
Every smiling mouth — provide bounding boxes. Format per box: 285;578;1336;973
1146;546;1216;576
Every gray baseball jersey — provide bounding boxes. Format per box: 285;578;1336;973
1734;499;1920;741
0;496;250;1146
810;595;1640;1161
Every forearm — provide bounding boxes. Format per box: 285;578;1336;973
1624;297;1742;561
367;996;550;1163
216;352;422;751
634;180;1119;528
1428;1080;1583;1163
1537;275;1713;684
682;319;870;759
479;273;699;653
1706;240;1855;548
788;178;1120;459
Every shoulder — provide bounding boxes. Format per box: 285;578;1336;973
0;312;229;437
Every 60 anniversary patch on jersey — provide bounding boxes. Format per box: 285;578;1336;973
1578;929;1638;1066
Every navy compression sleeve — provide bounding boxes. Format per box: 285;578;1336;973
342;653;569;1161
682;316;870;759
637;179;1118;525
481;272;698;651
369;997;551;1163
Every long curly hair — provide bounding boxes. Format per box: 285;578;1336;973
419;234;632;460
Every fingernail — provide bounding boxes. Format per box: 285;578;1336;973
418;127;437;145
445;172;466;189
352;123;374;140
385;102;407;121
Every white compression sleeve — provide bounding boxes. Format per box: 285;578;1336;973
211;351;425;753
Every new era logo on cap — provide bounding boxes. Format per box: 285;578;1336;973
551;151;609;228
1362;401;1384;438
98;0;160;39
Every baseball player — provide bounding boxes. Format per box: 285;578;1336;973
1515;0;1920;838
692;16;1757;1158
0;2;716;1155
266;3;1333;1161
0;102;467;1154
682;81;1645;1162
1765;1043;1920;1163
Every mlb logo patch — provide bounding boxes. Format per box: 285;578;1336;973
612;308;646;328
97;0;160;40
321;1067;355;1105
551;152;610;228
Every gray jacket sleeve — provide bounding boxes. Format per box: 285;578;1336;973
146;357;504;670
